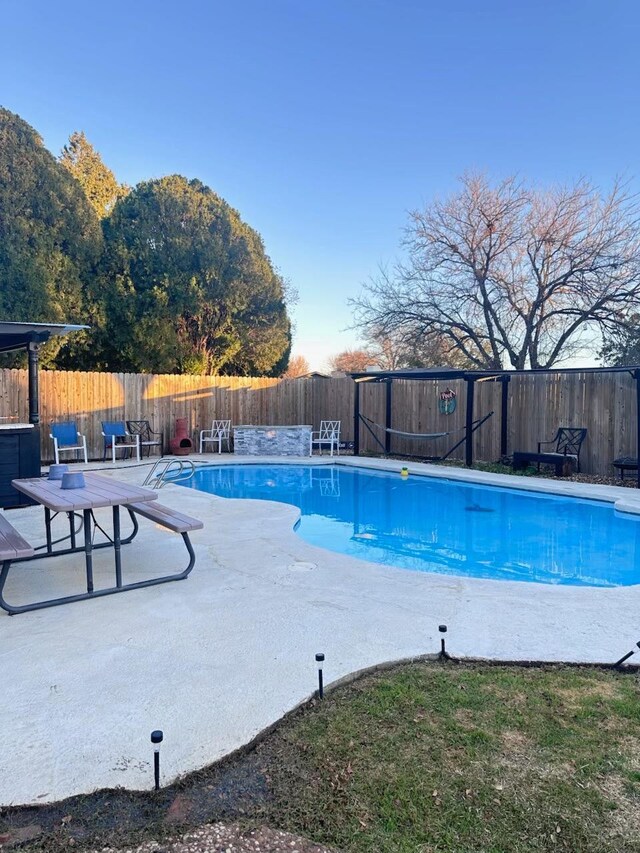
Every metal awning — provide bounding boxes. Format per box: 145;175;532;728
350;364;640;381
0;322;89;427
351;366;466;382
0;322;89;354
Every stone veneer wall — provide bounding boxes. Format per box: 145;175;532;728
233;425;312;456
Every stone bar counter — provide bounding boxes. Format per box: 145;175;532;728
233;424;312;457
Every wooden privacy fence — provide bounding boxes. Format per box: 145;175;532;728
0;369;635;474
0;370;353;463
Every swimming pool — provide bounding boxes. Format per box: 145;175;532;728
181;465;640;586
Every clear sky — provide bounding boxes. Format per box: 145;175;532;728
1;0;638;370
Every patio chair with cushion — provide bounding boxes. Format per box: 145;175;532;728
311;420;341;456
199;419;231;454
101;421;140;463
512;427;587;475
50;421;88;465
126;420;164;457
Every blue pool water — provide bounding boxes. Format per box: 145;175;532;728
181;465;640;586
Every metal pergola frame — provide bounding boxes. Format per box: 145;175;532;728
350;364;640;487
0;322;88;426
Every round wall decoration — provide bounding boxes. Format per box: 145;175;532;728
438;387;457;415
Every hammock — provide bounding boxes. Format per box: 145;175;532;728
359;414;464;440
384;427;449;439
358;411;494;461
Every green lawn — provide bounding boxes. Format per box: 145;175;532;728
257;663;640;853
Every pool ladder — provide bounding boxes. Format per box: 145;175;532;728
143;458;196;489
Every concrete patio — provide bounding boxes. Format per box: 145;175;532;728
1;457;640;806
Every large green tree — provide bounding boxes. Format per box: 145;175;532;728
59;131;128;219
0;108;103;365
97;175;291;375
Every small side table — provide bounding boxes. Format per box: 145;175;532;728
612;457;638;480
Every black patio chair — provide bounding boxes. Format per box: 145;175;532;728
512;427;587;475
126;420;164;457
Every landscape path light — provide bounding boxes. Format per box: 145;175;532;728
315;652;325;699
439;624;448;658
151;729;163;791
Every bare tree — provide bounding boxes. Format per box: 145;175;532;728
352;174;640;369
329;348;379;375
367;333;406;370
283;354;311;377
364;325;470;370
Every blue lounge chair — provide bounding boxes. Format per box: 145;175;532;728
50;422;88;464
101;421;140;463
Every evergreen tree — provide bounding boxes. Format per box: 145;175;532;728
59;131;128;219
97;175;291;375
0;108;102;365
600;317;640;365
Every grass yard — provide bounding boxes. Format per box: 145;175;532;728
2;662;639;852
257;663;640;853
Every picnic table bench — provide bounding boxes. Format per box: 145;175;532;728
0;514;35;614
127;501;204;533
126;501;203;576
0;514;34;562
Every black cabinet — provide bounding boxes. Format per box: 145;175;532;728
0;426;40;508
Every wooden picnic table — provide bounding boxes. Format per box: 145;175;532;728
5;473;158;613
13;472;156;512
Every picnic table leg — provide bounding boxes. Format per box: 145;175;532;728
44;507;53;553
0;560;16;614
68;511;77;549
121;508;139;544
83;509;94;593
113;506;122;588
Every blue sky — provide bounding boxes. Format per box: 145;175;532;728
1;0;638;369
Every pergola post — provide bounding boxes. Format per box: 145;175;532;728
465;378;475;467
384;378;392;455
353;379;360;456
500;376;510;458
27;341;40;426
636;369;640;489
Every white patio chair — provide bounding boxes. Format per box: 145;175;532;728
199;419;232;454
50;421;88;464
311;420;341;456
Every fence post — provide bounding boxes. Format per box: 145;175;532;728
636;369;640;490
353;380;360;456
500;376;510;458
384;379;392;456
465;378;475;467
